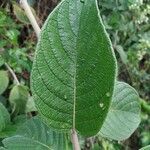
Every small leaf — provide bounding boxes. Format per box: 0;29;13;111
13;3;37;24
13;3;30;24
0;40;7;48
31;0;117;136
2;117;72;150
0;115;27;138
116;45;128;64
99;82;141;141
0;103;10;132
108;12;121;29
0;125;18;138
6;29;19;46
0;71;9;95
140;145;150;150
9;85;29;114
0;55;4;67
25;96;37;113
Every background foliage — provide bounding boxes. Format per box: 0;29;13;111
0;0;149;149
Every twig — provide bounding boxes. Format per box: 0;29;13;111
71;129;80;150
5;63;20;85
20;0;41;38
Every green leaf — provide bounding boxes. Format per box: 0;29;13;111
13;115;28;125
0;55;4;67
99;82;141;141
25;96;37;113
13;3;36;25
31;0;117;136
6;29;19;46
0;71;9;95
140;145;150;150
9;85;29;114
0;103;10;132
13;3;30;24
0;125;19;138
2;117;72;150
0;40;7;48
0;115;27;138
0;115;27;139
116;45;128;64
108;12;121;29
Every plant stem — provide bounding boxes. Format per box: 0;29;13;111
5;63;20;85
20;0;41;38
71;129;80;150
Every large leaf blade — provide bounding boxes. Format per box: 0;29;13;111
100;82;141;141
31;0;117;136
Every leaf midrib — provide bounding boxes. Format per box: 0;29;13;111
71;0;83;130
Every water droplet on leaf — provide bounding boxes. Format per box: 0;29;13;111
106;92;111;97
99;103;104;108
64;95;67;100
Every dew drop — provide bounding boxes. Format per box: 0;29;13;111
99;103;104;108
64;95;67;100
106;92;111;97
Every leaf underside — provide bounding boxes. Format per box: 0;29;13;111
100;82;141;141
31;0;116;136
140;145;150;150
2;117;71;150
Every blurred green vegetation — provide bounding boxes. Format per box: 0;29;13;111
0;0;149;149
